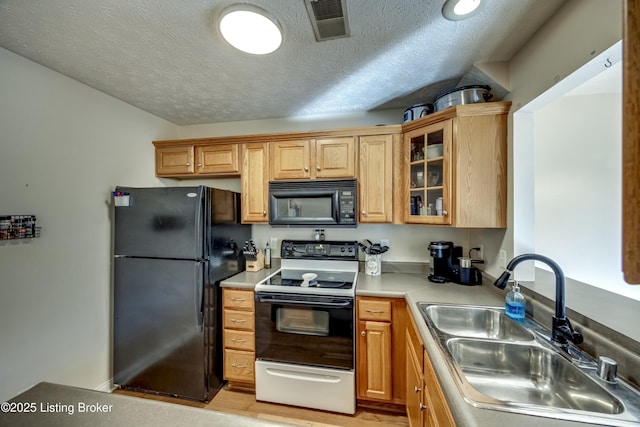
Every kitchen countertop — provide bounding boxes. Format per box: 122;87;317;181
220;268;278;289
221;270;612;427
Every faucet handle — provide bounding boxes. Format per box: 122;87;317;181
552;316;583;344
597;356;618;383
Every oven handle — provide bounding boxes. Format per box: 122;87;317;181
255;294;352;308
265;367;342;384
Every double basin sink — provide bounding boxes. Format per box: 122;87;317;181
418;303;640;425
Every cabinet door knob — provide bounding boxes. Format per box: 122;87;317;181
186;162;191;166
304;166;309;172
262;210;267;216
316;165;321;171
361;331;366;336
419;402;427;411
443;209;448;216
414;385;422;393
361;210;367;216
197;163;202;167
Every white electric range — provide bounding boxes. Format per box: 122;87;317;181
253;240;359;414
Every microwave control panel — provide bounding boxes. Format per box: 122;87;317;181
338;190;356;223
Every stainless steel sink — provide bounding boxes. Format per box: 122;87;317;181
447;338;623;414
421;304;534;341
417;303;640;426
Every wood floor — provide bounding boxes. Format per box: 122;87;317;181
116;386;409;427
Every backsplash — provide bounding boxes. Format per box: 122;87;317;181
251;223;470;263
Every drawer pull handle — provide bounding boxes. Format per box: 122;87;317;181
232;364;247;369
231;319;247;323
231;338;247;343
366;309;385;313
230;297;246;302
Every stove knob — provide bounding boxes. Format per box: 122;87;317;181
340;246;346;252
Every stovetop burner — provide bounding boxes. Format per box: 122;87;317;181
255;240;359;297
262;272;352;290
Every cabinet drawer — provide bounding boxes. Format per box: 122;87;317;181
358;299;392;322
224;349;255;383
223;289;254;310
223;309;254;331
224;329;255;351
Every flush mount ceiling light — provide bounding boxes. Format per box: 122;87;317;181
442;0;483;21
218;4;282;55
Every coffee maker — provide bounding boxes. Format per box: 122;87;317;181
428;241;482;285
428;241;462;283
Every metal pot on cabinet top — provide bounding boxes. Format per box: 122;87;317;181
403;103;434;122
433;85;492;112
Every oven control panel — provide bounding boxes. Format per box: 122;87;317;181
280;240;358;260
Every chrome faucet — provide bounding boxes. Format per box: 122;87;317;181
494;254;583;345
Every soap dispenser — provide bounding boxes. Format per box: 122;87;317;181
505;281;526;321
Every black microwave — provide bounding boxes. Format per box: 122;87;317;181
268;179;357;227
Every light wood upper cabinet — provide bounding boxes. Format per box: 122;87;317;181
315;137;356;178
359;134;395;223
402;102;510;228
271;137;356;180
271;139;312;179
154;142;240;177
155;145;194;176
197;144;240;175
404;120;453;226
241;143;269;223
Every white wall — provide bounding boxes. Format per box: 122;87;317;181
470;0;640;342
535;92;629;296
0;47;181;401
471;0;623;276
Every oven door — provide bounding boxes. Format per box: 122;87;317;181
254;292;354;370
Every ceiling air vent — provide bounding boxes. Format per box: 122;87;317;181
304;0;350;41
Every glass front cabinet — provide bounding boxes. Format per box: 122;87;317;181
404;120;452;225
402;102;511;228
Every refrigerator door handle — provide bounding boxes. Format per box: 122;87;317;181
196;262;204;332
195;187;204;258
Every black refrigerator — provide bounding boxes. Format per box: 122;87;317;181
113;186;251;401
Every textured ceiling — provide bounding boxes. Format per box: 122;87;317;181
0;0;566;125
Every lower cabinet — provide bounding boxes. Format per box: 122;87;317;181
222;288;255;387
406;311;455;426
356;296;406;406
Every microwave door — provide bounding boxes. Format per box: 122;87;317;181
269;190;338;226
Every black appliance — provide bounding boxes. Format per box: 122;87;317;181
428;241;482;285
428;241;462;283
268;179;357;227
113;186;251;401
457;257;483;286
